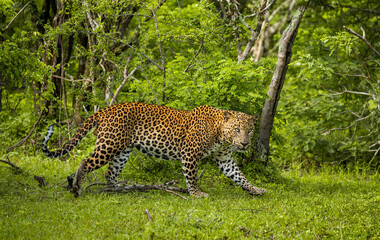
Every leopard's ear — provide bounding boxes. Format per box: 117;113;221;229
224;111;234;121
252;114;259;122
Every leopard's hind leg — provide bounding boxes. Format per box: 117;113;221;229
105;147;132;186
72;137;125;197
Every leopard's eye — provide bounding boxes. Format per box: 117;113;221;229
235;128;240;133
248;128;254;133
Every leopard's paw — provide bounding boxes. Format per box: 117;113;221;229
247;187;266;196
191;191;209;198
71;185;82;198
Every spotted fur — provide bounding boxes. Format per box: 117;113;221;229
41;102;266;197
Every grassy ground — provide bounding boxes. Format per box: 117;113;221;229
1;153;379;239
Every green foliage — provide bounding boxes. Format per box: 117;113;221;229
0;39;51;86
1;3;380;239
273;0;380;169
0;0;15;28
1;0;379;194
165;58;271;111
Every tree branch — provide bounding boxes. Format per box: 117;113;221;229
3;1;31;32
82;178;189;199
6;110;44;152
183;42;203;73
0;158;22;173
52;75;93;84
145;209;153;222
109;66;138;106
150;1;166;102
237;0;271;62
322;113;373;135
343;26;380;58
82;0;99;31
140;65;160;104
324;86;376;99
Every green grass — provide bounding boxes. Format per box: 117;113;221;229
1;154;379;239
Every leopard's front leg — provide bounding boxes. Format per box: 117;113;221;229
180;138;209;198
214;150;266;196
181;156;208;197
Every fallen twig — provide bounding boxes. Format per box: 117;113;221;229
0;158;22;173
101;182;188;194
65;174;189;199
34;175;49;187
49;178;69;188
145;209;152;222
160;188;188;200
17;181;33;189
83;182;109;191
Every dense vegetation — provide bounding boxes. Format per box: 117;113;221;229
0;0;379;238
1;0;379;168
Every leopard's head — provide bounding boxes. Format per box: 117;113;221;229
222;111;259;152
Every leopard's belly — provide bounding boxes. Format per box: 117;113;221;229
134;143;182;161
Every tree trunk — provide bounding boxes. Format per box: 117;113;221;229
252;2;310;163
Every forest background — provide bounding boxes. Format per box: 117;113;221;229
1;0;380;239
1;0;379;169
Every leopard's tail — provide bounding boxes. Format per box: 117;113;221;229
41;114;98;158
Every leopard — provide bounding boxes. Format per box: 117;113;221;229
41;102;266;198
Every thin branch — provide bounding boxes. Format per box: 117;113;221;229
34;175;49;187
140;65;160;104
3;1;31;32
237;0;271;62
52;75;93;84
83;182;108;191
197;166;206;181
127;42;163;70
368;146;380;167
151;1;166;102
260;0;274;14
75;30;163;71
332;72;370;79
0;158;22;173
323;87;376;99
268;0;289;22
109;66;138;106
50;178;69;188
343;90;375;98
343;26;380;58
183;42;203;73
6;110;44;152
142;0;166;21
130;76;141;83
322;113;373;135
82;0;99;31
85;180;189;199
160;189;188;200
333;69;378;88
145;209;153;222
369;141;380;148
